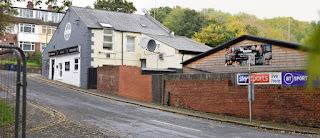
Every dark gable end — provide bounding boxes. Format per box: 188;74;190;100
181;35;302;65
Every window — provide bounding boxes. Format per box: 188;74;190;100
19;23;35;33
42;26;56;34
126;36;135;52
74;58;79;70
19;9;33;18
8;42;15;46
36;11;41;19
9;25;15;34
52;13;58;23
65;62;70;71
41;43;46;52
42;11;48;22
58;13;65;22
141;59;146;68
19;41;35;51
103;29;114;51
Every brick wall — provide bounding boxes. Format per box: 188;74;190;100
119;66;152;102
97;65;152;102
165;78;320;127
97;66;120;95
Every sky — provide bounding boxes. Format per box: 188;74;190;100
13;0;320;22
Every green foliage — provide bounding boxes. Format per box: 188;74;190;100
194;20;247;47
33;52;42;66
94;0;136;14
149;6;173;23
163;6;204;38
0;99;14;127
303;23;320;87
24;51;30;61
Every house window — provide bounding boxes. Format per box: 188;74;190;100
19;9;33;18
42;11;48;22
36;11;41;19
19;41;35;51
103;29;114;51
126;36;135;52
141;59;146;68
58;13;65;22
42;26;55;34
74;58;79;70
52;13;58;23
41;43;46;52
8;42;15;46
65;62;70;71
19;23;35;33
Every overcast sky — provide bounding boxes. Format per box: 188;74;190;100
13;0;320;22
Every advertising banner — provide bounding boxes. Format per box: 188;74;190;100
282;72;308;86
237;72;282;85
225;44;272;66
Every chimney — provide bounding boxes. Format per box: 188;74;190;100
48;5;53;11
27;1;34;9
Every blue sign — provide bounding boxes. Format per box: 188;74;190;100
237;74;249;85
282;72;308;86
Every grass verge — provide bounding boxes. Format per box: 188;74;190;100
0;98;15;127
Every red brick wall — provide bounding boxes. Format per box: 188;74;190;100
119;66;152;102
97;66;120;95
0;33;18;46
165;79;320;127
97;65;152;102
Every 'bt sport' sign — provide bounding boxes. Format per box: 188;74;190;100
237;72;282;85
282;72;308;86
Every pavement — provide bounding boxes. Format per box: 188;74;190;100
27;74;320;137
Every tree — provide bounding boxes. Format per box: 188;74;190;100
94;0;136;14
303;23;320;87
149;6;172;23
194;20;247;47
163;7;204;38
0;0;72;33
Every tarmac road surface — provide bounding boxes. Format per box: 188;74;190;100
5;73;311;138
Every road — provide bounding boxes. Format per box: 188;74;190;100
8;75;311;137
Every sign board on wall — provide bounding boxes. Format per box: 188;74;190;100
237;72;282;85
282;72;308;86
225;44;272;66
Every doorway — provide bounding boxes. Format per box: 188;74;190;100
51;59;55;79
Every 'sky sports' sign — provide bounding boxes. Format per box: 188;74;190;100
237;72;282;85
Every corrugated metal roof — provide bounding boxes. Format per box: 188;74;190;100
71;6;170;36
147;34;212;53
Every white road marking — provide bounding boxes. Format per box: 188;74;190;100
151;120;201;132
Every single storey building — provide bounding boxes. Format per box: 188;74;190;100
182;35;307;74
42;6;211;88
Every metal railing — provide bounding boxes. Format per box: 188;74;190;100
0;44;27;138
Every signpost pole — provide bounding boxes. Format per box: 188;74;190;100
248;54;252;123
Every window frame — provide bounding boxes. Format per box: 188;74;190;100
126;36;135;53
41;25;55;35
74;58;79;71
19;41;35;51
103;29;114;51
19;23;35;33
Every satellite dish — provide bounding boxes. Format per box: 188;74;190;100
147;39;156;52
140;37;149;49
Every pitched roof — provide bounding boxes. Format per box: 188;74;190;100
147;34;212;53
71;6;170;36
182;35;302;65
